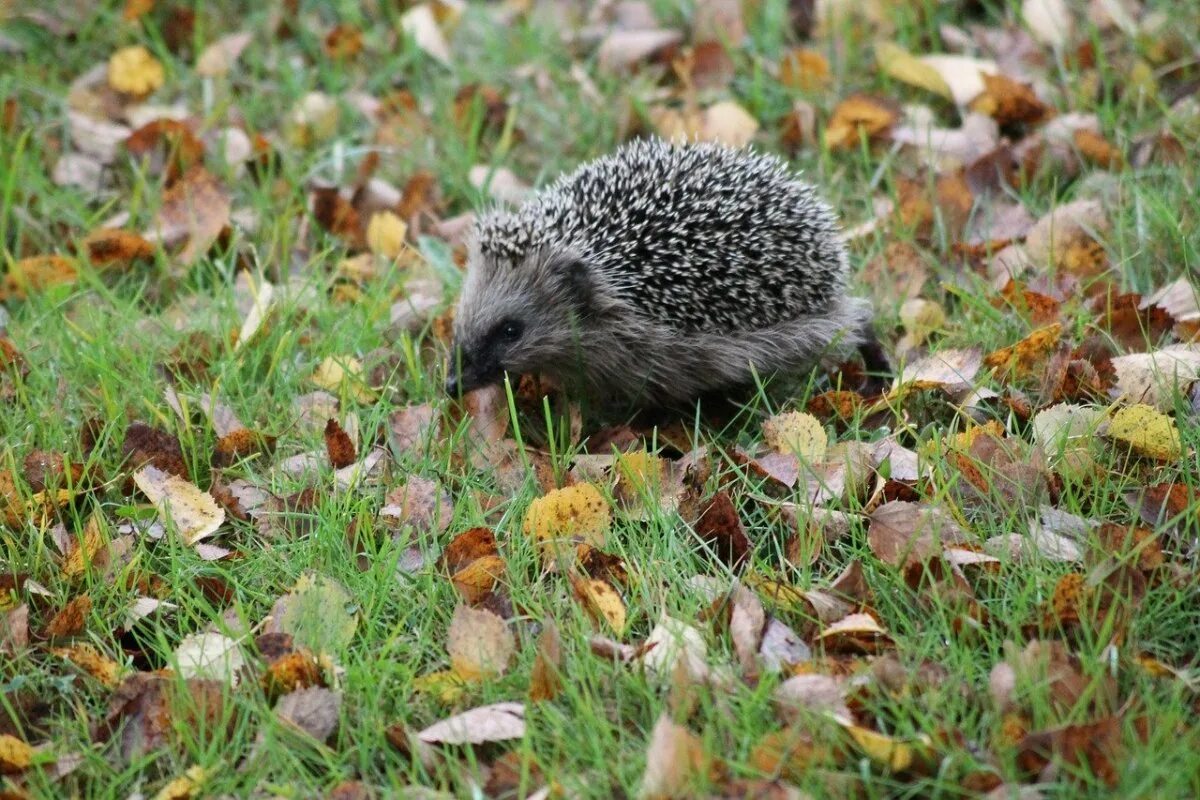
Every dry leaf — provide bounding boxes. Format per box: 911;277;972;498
400;4;452;66
892;348;982;394
275;686;341;743
417;702;526;745
195;31;253;77
366;211;408;258
825;94;898;151
1106;404;1183;461
637;714;715;800
108;45;164;96
447;603;514;680
763;411;828;462
173;632;245;685
151;167;231;266
571;574;627;636
132;465;225;545
529;620;563;702
523;483;611;558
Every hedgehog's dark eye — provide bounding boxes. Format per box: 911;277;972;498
499;319;524;342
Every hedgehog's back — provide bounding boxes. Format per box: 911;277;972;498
522;139;849;333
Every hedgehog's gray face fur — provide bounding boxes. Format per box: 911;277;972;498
446;236;592;396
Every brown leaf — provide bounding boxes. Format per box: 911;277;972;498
82;228;156;267
824;94;898;151
868;501;967;569
1016;716;1121;787
275;686;341;743
970;73;1051;126
324;24;363;60
381;476;452;535
323;418;357;469
773;674;852;724
51;643;122;687
122;421;189;479
529;620;563;702
151;166;231;266
450;555;506;605
729;585;766;674
779;48;829;91
1073;129;1124;170
983;324;1063;379
693;492;750;568
637;714;719;800
388;403;439;454
439;527;499;574
2;604;29;655
211;428;275;469
1;255;78;300
44;594;92;640
124;118;205;183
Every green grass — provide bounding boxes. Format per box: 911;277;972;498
3;1;1200;798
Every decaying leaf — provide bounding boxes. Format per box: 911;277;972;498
1105;404;1183;461
132;465;225;545
523;483;611;559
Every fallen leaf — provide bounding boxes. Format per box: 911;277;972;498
108;45;164;96
275;686;341;743
1111;346;1200;411
150;166;231;266
152;765;207;800
173;632;245;685
132;465;225;544
876;42;952;100
1106;404;1182;461
825;94;898;151
400;4;453;66
892;348;982;394
763;411;828;462
311;355;377;403
1;255;78;300
1023;0;1073;48
323;418;357;469
529;620;563;702
984;324;1063;379
448;603;514;680
597;29;682;73
366;210;407;258
523;483;611;559
195;31;253;77
774;673;851;724
417;702;525;745
0;734;33;774
641;614;708;682
268;572;359;655
637;714;716;800
571;574;627;636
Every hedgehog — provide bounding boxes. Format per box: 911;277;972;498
445;138;887;408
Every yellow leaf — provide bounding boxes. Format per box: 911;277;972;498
523;483;611;559
61;513;109;578
153;765;208;800
875;42;952;100
1106;404;1183;461
0;733;33;774
844;724;931;772
615;450;664;494
132;465;225;545
108;45;165;96
983;323;1062;378
412;669;466;704
450;555;506;605
366;211;408;259
448;603;514;681
763;411;828;462
570;575;627;636
51;643;123;687
779;48;830;91
311;355;377;403
824;94;898;151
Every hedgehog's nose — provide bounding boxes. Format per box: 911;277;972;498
444;373;460;397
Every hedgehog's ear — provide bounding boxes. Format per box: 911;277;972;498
549;253;594;312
